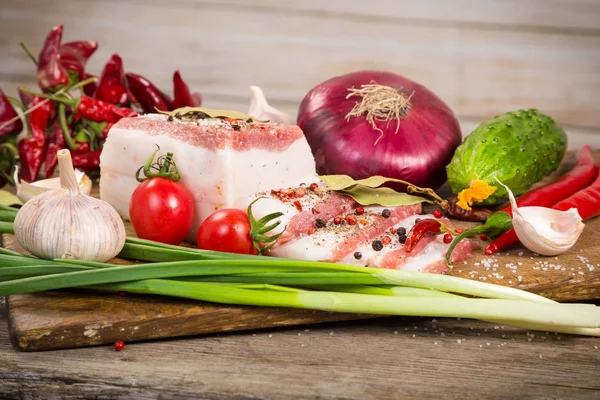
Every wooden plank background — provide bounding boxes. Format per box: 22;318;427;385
1;0;600;147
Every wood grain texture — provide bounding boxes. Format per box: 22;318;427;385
1;0;600;129
1;297;599;399
3;150;600;352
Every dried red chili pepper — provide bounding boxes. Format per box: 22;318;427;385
74;141;90;154
37;25;70;92
0;88;23;137
18;137;46;182
58;40;98;80
82;73;98;97
28;97;53;146
70;148;101;170
172;70;201;108
101;122;113;141
18;87;36;109
442;196;493;222
485;146;598;255
44;142;62;178
53;95;136;124
43;117;67;178
95;54;128;105
404;219;441;252
125;72;170;113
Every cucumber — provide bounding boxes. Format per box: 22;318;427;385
446;109;567;205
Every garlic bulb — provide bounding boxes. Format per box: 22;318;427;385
14;166;92;203
14;150;125;262
247;86;293;124
498;179;584;256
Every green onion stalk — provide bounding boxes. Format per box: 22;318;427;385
0;212;599;336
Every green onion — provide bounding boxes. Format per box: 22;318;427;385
87;279;600;331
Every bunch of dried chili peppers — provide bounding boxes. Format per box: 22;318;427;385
0;24;202;183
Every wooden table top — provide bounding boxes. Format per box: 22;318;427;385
0;296;598;399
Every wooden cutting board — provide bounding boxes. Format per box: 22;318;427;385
4;150;600;351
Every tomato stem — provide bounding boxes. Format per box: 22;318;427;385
135;145;181;182
247;197;286;255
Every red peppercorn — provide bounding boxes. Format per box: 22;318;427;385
455;228;464;234
479;234;488;241
346;215;357;225
433;209;443;219
382;235;391;245
333;217;342;225
443;233;453;244
309;183;319;191
355;206;365;215
114;340;125;351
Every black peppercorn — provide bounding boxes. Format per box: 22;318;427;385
396;226;406;235
353;251;362;260
167;115;174;122
232;124;241;131
381;209;391;218
398;234;407;244
372;239;383;251
415;218;421;223
315;219;326;228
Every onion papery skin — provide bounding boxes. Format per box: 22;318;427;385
297;71;462;190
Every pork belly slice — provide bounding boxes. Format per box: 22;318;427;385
272;213;478;273
248;185;356;246
100;114;317;242
269;205;421;261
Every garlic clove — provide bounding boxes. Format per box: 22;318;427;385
14;165;93;203
14;150;125;262
497;178;584;256
247;86;293;124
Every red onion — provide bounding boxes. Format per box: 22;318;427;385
297;71;462;190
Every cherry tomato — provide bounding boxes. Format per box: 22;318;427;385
129;177;194;245
197;208;256;255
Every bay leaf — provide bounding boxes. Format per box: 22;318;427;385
340;186;430;207
319;174;415;191
157;107;267;122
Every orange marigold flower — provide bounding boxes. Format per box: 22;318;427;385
456;180;497;210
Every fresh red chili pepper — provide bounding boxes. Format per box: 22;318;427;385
18;137;46;182
37;25;70;92
552;161;600;220
70;148;101;170
404;219;441;252
172;70;201;108
499;145;597;217
125;72;170;113
0;88;23;137
485;147;598;255
95;54;128;106
58;40;98;80
82;73;98;97
28;97;53;146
